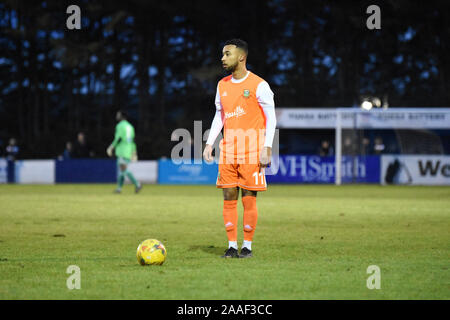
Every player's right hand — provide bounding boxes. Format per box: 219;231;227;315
259;146;272;170
106;146;113;157
203;144;213;162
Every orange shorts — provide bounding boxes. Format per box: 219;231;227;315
216;162;267;191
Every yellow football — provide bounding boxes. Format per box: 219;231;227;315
136;239;167;266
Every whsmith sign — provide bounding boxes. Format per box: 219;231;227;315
266;155;380;184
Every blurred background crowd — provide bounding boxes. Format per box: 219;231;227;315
0;0;449;160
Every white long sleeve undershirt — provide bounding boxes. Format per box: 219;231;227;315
205;109;224;146
206;77;277;147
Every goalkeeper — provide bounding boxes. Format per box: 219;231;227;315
107;110;142;194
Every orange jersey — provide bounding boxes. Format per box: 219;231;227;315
217;72;266;162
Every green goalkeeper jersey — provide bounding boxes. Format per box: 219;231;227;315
110;120;136;159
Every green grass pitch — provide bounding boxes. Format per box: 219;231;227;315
0;184;449;299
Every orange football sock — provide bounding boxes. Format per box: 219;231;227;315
242;196;258;241
223;200;238;242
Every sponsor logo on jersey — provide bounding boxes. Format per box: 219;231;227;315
225;106;246;119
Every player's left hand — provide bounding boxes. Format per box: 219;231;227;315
131;152;138;162
203;144;214;163
259;147;272;170
106;146;114;157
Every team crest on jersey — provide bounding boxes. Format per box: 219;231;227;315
243;89;250;98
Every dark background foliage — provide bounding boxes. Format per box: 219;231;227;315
0;0;449;159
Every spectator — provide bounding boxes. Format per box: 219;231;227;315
374;136;385;155
6;138;19;161
58;141;73;160
72;132;94;158
362;137;370;155
343;137;352;149
318;140;334;156
63;141;73;159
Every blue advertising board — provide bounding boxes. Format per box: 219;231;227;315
266;155;380;184
55;159;116;183
158;159;218;184
0;158;8;183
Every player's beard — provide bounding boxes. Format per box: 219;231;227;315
224;61;238;73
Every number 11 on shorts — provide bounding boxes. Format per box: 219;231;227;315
253;171;265;185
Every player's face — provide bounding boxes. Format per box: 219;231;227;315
116;112;121;121
221;45;242;72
